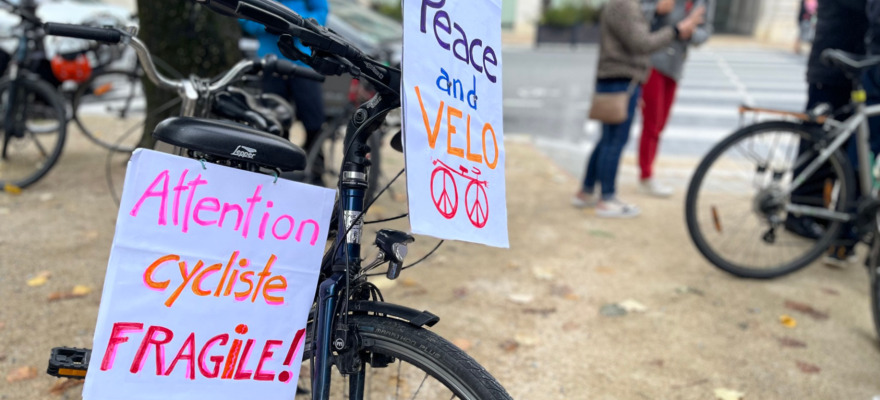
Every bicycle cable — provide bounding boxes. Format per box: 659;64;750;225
364;240;445;278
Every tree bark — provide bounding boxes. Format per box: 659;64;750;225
135;1;242;149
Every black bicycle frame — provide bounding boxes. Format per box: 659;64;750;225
2;0;42;141
311;89;399;399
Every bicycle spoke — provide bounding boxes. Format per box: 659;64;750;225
26;130;49;158
410;373;428;400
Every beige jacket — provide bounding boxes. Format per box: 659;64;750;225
596;0;676;82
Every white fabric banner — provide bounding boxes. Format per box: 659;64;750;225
401;0;508;248
83;149;335;400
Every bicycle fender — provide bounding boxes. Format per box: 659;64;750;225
349;301;440;328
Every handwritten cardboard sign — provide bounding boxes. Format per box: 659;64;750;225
83;149;335;400
401;0;508;248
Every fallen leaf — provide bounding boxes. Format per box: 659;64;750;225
796;361;820;374
564;293;580;301
27;271;52;287
451;338;472;351
514;333;538;346
785;300;829;320
48;378;84;395
820;287;840;296
595;266;615;275
562;321;579;331
737;322;750;330
85;231;100;240
6;366;37;382
392;192;406;202
647;359;664;367
3;185;22;195
39;193;54;202
499;339;519;352
71;285;92;296
0;354;7;362
400;278;419;288
452;287;468;299
600;303;627;317
47;286;93;302
779;314;797;328
531;267;554;280
0;207;10;215
778;337;807;348
714;388;744;400
619;299;647;313
522;307;557;316
0;322;4;330
508;293;534;304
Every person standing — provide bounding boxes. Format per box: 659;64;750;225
783;0;868;265
637;0;715;197
795;0;818;54
573;0;704;217
241;0;329;183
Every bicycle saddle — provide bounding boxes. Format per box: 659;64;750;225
153;117;307;172
821;49;880;78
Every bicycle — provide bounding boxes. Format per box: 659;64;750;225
0;0;67;191
0;0;146;153
43;0;513;398
685;49;880;279
431;159;489;228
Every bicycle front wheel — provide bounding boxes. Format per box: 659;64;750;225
72;69;148;152
685;121;854;279
299;315;512;400
0;77;67;191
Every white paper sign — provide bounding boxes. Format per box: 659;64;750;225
401;0;508;248
83;149;335;400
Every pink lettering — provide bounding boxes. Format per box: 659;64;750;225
129;170;170;225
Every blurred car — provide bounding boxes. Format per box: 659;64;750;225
240;0;402;118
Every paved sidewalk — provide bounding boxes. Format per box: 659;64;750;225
1;130;879;399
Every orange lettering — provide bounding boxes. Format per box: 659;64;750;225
262;276;287;304
447;106;464;158
482;123;499;169
415;86;444;149
144;255;178;290
191;263;222;296
465;114;482;163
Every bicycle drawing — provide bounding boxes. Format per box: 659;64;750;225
430;159;489;228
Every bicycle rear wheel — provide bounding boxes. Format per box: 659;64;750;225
72;69;149;152
298;315;512;400
0;77;67;191
869;234;880;344
685;121;854;278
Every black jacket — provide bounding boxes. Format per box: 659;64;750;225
869;0;880;54
807;0;868;86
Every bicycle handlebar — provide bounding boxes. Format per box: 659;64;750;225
264;57;325;82
44;22;122;44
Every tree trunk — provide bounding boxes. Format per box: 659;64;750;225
135;1;242;149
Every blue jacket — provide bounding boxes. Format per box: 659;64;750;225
240;0;329;61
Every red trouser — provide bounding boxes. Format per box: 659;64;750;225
639;68;678;180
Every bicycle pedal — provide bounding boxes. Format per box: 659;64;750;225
46;347;91;379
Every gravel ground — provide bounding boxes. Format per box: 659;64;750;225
2;126;880;399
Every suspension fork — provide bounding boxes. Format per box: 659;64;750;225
311;92;399;400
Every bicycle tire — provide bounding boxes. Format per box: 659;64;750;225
299;314;512;400
0;77;67;190
72;69;145;152
869;235;880;344
685;121;855;279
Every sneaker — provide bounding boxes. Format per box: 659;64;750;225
823;245;857;268
572;191;597;208
596;198;641;218
639;179;673;198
